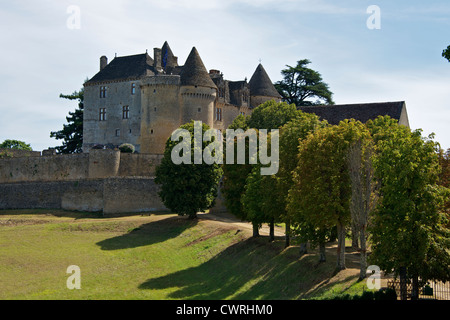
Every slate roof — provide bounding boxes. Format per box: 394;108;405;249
161;41;177;68
300;101;407;125
180;47;217;89
86;53;155;84
248;64;282;98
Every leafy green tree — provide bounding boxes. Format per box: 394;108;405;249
50;89;84;154
155;121;223;219
347;132;377;280
274;59;334;107
368;118;450;299
222;101;303;237
288;120;366;268
221;114;258;233
247;100;298;130
242;163;282;241
0;139;32;150
443;45;450;62
278;112;326;248
438;148;450;220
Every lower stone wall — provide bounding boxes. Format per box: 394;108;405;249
0;177;168;215
103;177;167;215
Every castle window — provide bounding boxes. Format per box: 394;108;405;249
115;129;120;137
215;107;222;121
100;86;107;98
240;111;245;116
131;83;136;95
122;105;130;119
198;108;201;112
99;108;106;121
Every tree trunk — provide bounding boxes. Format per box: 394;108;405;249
188;212;198;219
252;222;260;237
411;275;419;300
299;242;308;256
399;266;408;301
319;242;326;262
285;220;290;248
358;227;367;280
336;219;346;271
351;223;359;250
269;219;275;242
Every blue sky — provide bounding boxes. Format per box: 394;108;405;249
0;0;449;151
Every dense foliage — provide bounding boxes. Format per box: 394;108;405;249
0;139;32;150
274;59;334;107
155;121;223;219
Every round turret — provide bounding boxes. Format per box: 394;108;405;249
248;63;282;108
180;47;217;127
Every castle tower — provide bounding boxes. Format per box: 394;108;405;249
139;75;181;154
161;41;178;71
248;63;282;108
180;47;217;128
139;43;182;154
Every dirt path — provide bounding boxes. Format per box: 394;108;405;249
198;211;285;237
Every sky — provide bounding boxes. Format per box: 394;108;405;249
0;0;449;151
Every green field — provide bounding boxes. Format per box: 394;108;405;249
0;210;367;300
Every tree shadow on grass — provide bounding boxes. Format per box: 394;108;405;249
138;237;351;300
0;208;104;219
96;215;198;250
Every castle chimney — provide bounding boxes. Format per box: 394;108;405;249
153;48;162;71
100;56;108;71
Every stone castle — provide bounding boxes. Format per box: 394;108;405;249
0;42;409;215
82;41;282;154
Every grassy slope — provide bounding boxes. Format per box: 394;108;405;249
0;210;367;300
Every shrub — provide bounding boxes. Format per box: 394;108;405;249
119;143;135;153
331;288;397;300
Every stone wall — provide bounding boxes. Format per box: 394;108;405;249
0;149;169;215
0;153;90;183
0;148;41;158
0;177;168;215
0;149;161;184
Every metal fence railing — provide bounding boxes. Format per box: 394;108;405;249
387;279;450;300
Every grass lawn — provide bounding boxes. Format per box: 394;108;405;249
0;209;369;300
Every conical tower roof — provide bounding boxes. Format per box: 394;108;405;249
161;41;177;68
180;47;216;89
249;63;281;98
